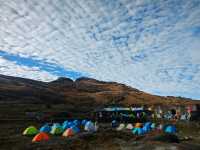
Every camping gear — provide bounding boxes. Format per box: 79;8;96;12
142;125;150;133
32;132;49;142
23;126;38;136
135;123;142;128
126;123;134;130
73;120;80;126
132;127;144;135
63;128;74;137
40;124;51;133
111;120;118;128
151;123;156;129
164;125;176;134
84;121;96;132
81;120;87;126
63;120;68;126
116;123;125;131
62;123;70;130
144;122;152;127
71;125;80;134
50;125;63;135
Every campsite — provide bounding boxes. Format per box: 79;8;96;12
0;75;200;150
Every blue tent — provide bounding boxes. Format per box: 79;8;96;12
73;120;80;126
142;125;150;133
164;125;176;134
62;123;71;130
71;125;80;134
63;120;68;126
111;120;118;128
39;124;51;133
144;122;152;127
81;120;87;126
132;127;144;135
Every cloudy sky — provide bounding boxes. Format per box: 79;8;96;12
0;0;200;99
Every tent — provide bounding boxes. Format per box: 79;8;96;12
116;123;125;131
73;120;80;126
63;120;68;126
142;125;150;133
126;123;134;130
135;123;142;128
151;123;156;129
144;122;152;127
81;120;87;126
111;120;118;128
52;123;61;128
62;123;70;130
23;126;38;136
40;124;51;133
71;125;80;134
84;121;96;132
142;122;152;133
63;128;74;137
32;132;49;142
50;125;63;135
164;125;176;134
132;127;144;135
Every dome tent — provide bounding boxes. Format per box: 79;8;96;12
111;120;118;128
135;123;143;128
164;125;176;134
126;123;134;130
151;123;156;129
144;122;152;128
63;128;74;137
40;124;51;133
71;125;80;134
50;124;63;135
23;126;38;136
116;123;125;131
142;122;152;133
81;120;87;126
84;121;96;132
62;120;68;126
32;132;49;142
132;127;144;135
73;120;80;126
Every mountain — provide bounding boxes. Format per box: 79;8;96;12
0;74;199;106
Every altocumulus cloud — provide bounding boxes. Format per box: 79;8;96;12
0;0;200;99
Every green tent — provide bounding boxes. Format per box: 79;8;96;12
23;126;38;136
50;126;63;135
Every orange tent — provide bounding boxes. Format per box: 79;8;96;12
62;128;74;137
32;132;49;142
135;123;143;128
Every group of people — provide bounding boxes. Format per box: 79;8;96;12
152;110;191;121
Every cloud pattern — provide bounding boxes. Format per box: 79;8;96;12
0;0;200;99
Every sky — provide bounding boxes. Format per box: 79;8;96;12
0;0;200;99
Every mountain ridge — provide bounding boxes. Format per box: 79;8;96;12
0;74;199;106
